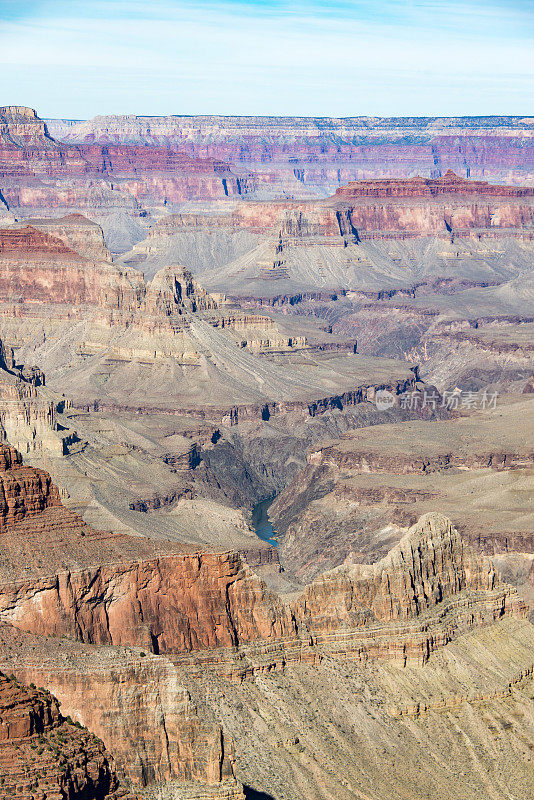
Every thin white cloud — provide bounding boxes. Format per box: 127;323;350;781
0;0;532;117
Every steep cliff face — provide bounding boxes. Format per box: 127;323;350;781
0;107;254;207
0;444;61;529
0;550;295;652
0;638;243;795
3;617;534;800
0;105;89;178
27;213;114;262
45;113;534;185
0;670;132;799
144;174;534;241
335;172;534;199
0;225;146;310
0;339;76;457
0;106;57;148
295;513;499;629
196;173;534;239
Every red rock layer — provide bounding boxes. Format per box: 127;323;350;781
334;171;534;199
2;646;242;792
0;445;61;531
0;107;254;203
0;448;523;673
25;213;113;262
0;225;146;309
0;446;525;794
0;106;56;149
0;551;296;651
0;671;132;799
0;506;523;671
150;173;534;241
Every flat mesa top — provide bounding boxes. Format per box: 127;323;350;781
315;395;534;457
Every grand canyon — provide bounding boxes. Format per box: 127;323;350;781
0;85;532;800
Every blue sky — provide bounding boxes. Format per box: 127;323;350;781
0;0;532;118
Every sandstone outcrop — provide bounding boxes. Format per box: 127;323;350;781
335;171;534;199
27;213;114;262
144;266;219;317
0;106;56;149
142;173;534;243
0;634;244;797
3;617;534;800
0;670;132;799
0;549;297;652
296;513;500;629
0;444;61;530
0;224;146;310
0;334;75;457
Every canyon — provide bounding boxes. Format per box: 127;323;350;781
120;172;534;314
270;395;534;584
0;107;255;253
0;440;531;798
0;105;533;799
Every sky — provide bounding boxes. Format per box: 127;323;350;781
0;0;532;119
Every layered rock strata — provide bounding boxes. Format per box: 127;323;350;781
45;113;534;187
140;173;534;242
0;107;253;218
0;220;419;420
0;330;75;456
270;396;534;583
0;225;146;309
0;444;61;529
127;173;534;300
0;442;527;797
0;454;523;669
0;670;132;799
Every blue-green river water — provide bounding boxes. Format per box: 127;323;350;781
251;496;278;547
